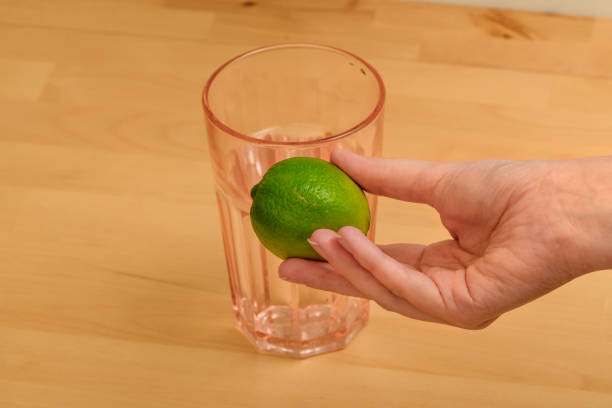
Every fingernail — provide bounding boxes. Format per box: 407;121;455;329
307;238;326;258
335;232;350;252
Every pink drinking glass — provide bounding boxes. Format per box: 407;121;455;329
202;43;385;357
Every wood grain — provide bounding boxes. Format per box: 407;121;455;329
1;1;611;407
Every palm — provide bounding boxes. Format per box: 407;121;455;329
390;160;574;327
389;235;556;329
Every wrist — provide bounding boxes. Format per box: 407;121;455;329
553;156;612;275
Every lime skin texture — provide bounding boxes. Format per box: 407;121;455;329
250;157;370;261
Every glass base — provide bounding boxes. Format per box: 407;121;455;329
234;302;369;358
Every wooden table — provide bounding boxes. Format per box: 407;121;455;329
2;1;611;406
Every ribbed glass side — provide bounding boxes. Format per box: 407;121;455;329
215;188;369;357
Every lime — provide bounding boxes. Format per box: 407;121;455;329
249;157;370;260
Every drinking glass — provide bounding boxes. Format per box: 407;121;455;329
202;43;385;357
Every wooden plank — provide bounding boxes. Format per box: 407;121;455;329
0;0;214;39
2;327;612;408
0;58;54;101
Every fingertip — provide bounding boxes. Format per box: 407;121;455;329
338;225;366;238
309;228;337;244
279;257;365;298
278;258;298;280
279;257;324;283
337;225;371;253
330;149;358;166
331;150;366;178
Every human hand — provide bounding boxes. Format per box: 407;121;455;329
279;150;612;329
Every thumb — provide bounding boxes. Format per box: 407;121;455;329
331;149;458;206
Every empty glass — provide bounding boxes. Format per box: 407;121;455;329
202;44;385;357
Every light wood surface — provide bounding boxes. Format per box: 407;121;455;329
408;0;612;18
2;1;612;407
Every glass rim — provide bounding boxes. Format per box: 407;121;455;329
201;43;386;146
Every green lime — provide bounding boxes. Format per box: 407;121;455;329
249;157;370;260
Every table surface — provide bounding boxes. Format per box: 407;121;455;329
2;1;612;407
